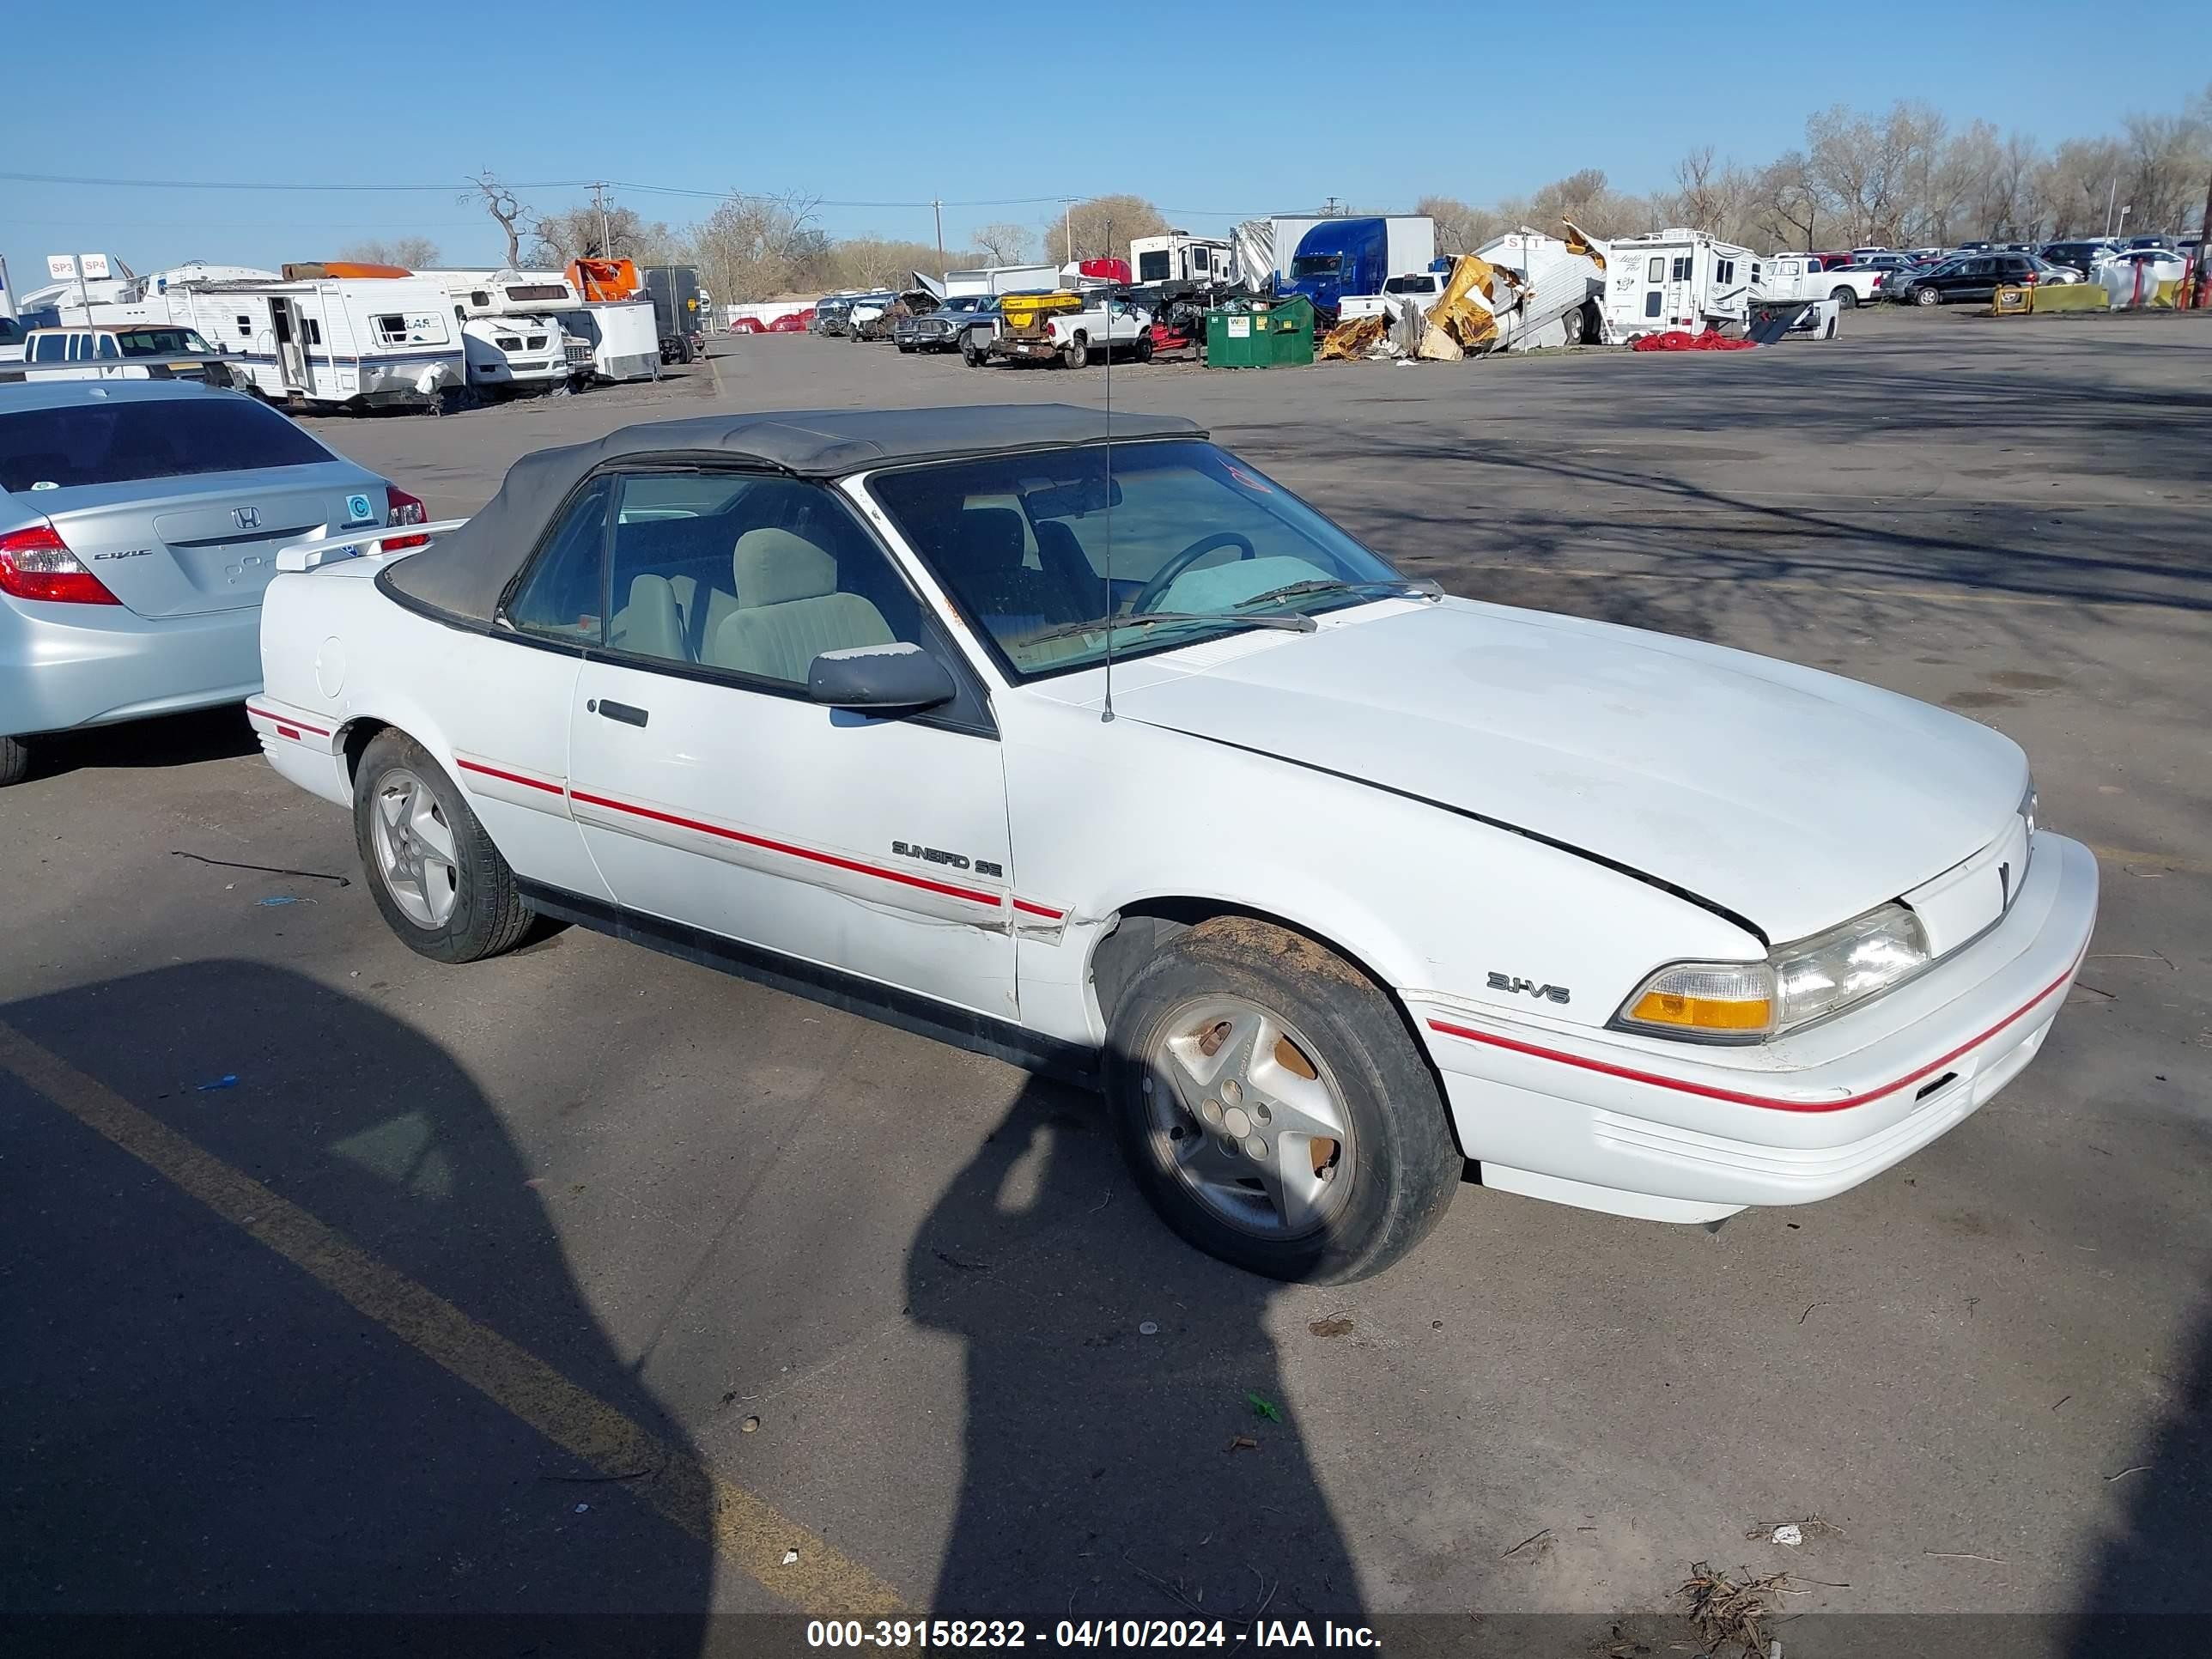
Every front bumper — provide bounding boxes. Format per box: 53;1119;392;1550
1;593;264;738
1407;832;2098;1222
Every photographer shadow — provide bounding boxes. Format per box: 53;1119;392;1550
907;1073;1364;1626
0;959;713;1655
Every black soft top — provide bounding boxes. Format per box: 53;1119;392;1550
383;404;1204;624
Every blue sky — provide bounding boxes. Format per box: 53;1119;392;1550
3;0;2206;294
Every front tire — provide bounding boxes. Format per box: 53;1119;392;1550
354;730;532;964
1135;330;1154;362
0;735;27;787
1915;285;1941;307
1105;917;1462;1283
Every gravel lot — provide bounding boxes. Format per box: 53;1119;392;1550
5;307;2208;1654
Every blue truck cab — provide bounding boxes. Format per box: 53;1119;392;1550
1284;219;1388;312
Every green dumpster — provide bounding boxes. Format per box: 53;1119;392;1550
1205;295;1315;368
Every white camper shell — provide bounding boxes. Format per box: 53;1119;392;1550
431;270;588;394
1600;230;1754;339
69;275;464;410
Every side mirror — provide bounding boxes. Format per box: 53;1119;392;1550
806;641;957;714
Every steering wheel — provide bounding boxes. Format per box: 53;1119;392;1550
1129;532;1258;615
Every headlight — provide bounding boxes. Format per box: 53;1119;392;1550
1616;902;1931;1042
2020;779;2039;840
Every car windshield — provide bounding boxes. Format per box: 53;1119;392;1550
1290;254;1342;276
112;327;214;356
866;440;1413;680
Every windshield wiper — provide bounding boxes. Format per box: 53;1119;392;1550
1230;576;1443;612
1018;609;1317;647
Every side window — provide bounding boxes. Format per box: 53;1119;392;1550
1644;291;1663;318
235;313;252;337
1671;257;1693;282
505;477;614;645
1646;256;1664;283
95;335;123;360
307;319;323;345
30;336;63;362
604;471;923;685
1716;258;1735;283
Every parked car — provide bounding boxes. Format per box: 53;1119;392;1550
2041;240;2118;276
0;380;416;787
1891;252;2063;305
2126;234;2177;252
250;405;2095;1282
853;289;937;343
894;294;994;354
813;298;857;337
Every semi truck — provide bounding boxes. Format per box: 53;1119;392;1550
1270;216;1436;313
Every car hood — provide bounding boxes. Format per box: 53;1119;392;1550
1109;599;2027;942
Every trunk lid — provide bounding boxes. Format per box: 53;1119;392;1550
1107;599;2027;943
42;463;383;617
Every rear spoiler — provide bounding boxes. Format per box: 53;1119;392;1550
276;519;470;572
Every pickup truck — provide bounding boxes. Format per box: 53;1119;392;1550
1758;256;1886;309
0;323;237;386
1337;269;1449;321
989;291;1154;368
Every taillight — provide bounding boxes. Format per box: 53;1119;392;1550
384;485;429;551
0;524;121;605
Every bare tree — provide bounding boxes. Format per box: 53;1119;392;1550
971;222;1030;265
826;238;978;290
463;170;532;267
1050;195;1168;264
337;235;441;269
691;191;830;301
532;202;681;267
1416;194;1503;255
2123;110;2211;233
1752;151;1821;251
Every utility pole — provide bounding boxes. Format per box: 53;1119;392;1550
1063;200;1074;264
2104;177;2118;237
933;198;945;273
1323;195;1340;217
592;181;611;260
2194;166;2212;308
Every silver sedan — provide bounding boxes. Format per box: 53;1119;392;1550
0;380;411;785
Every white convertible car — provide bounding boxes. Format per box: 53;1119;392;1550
254;407;2097;1280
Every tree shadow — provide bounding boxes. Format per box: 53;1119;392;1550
2069;1286;2212;1658
908;1074;1364;1626
0;959;713;1656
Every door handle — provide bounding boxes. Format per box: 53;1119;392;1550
590;698;649;728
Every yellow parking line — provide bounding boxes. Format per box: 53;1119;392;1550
0;1018;905;1619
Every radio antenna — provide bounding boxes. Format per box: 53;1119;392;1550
1100;226;1116;725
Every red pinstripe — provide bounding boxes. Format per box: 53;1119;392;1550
1425;952;2083;1114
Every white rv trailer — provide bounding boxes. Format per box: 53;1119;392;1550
1599;229;1754;339
556;299;659;382
1129;231;1232;286
66;275;464;410
426;268;588;393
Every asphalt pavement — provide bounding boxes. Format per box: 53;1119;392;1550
3;308;2208;1656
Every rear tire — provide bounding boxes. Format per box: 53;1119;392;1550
353;730;532;964
1560;306;1586;345
1104;916;1462;1283
1829;286;1856;309
962;333;989;367
0;735;27;787
1062;334;1088;369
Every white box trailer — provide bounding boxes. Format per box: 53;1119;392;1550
558;299;660;382
1599;229;1754;339
943;263;1063;298
70;276;465;410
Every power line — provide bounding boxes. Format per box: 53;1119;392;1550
0;169;1271;219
